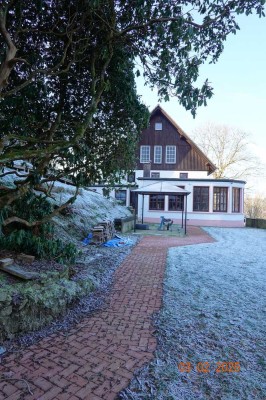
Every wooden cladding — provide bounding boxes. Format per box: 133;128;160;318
137;109;211;172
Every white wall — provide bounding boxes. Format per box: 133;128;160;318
88;176;245;228
135;170;210;180
135;178;245;227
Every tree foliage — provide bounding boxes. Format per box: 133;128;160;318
192;122;263;180
245;195;266;219
0;0;265;234
0;192;78;262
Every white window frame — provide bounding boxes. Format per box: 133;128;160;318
140;145;150;163
154;146;162;164
166;146;176;164
115;190;127;205
155;122;162;130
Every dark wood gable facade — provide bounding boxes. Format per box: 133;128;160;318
137;105;216;175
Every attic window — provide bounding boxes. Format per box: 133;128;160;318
155;122;162;130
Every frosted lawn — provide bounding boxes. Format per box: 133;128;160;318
121;227;266;400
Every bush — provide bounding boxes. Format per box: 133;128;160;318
0;191;78;263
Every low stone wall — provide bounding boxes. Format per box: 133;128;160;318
114;216;135;233
246;218;266;229
0;269;94;343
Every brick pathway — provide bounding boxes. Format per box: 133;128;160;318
0;227;214;400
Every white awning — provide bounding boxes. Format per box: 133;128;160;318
132;182;190;196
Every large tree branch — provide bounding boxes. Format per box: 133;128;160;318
0;5;17;91
2;186;79;231
4;135;65;144
0;60;74;99
36;110;64;174
74;18;115;141
117;1;236;36
118;17;201;36
0;169;28;178
0;139;73;163
0;3;30;91
0;25;73;99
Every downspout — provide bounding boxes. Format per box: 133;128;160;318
141;194;144;224
184;195;187;235
134;192;137;232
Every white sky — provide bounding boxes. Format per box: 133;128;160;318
136;13;266;195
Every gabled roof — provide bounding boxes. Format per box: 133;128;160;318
150;105;216;175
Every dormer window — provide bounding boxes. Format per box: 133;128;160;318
155;122;162;130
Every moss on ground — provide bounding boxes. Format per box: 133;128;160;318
0;272;95;343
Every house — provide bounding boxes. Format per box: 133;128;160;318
93;105;246;227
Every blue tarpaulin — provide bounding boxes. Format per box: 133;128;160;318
102;238;133;247
82;233;93;245
82;233;133;247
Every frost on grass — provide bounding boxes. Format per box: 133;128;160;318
120;228;266;400
0;170;132;242
50;182;132;241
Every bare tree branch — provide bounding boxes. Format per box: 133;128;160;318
192;122;262;180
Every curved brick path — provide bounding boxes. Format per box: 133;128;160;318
0;227;214;400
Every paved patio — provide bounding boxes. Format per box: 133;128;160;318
0;227;215;400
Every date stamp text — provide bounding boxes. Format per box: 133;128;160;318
178;361;240;374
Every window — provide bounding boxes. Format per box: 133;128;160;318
166;146;176;163
193;187;209;212
180;172;188;179
155;122;162;130
169;195;184;211
115;190;127;205
232;188;241;213
151;172;160;178
149;194;165;210
213;187;228;212
154;146;162;163
127;172;135;183
140;146;150;163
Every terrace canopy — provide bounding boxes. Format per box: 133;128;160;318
132;182;190;234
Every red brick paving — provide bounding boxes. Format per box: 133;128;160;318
0;227;214;400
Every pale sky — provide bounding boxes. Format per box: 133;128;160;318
136;13;266;195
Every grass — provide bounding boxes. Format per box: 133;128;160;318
132;223;186;237
120;227;266;400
